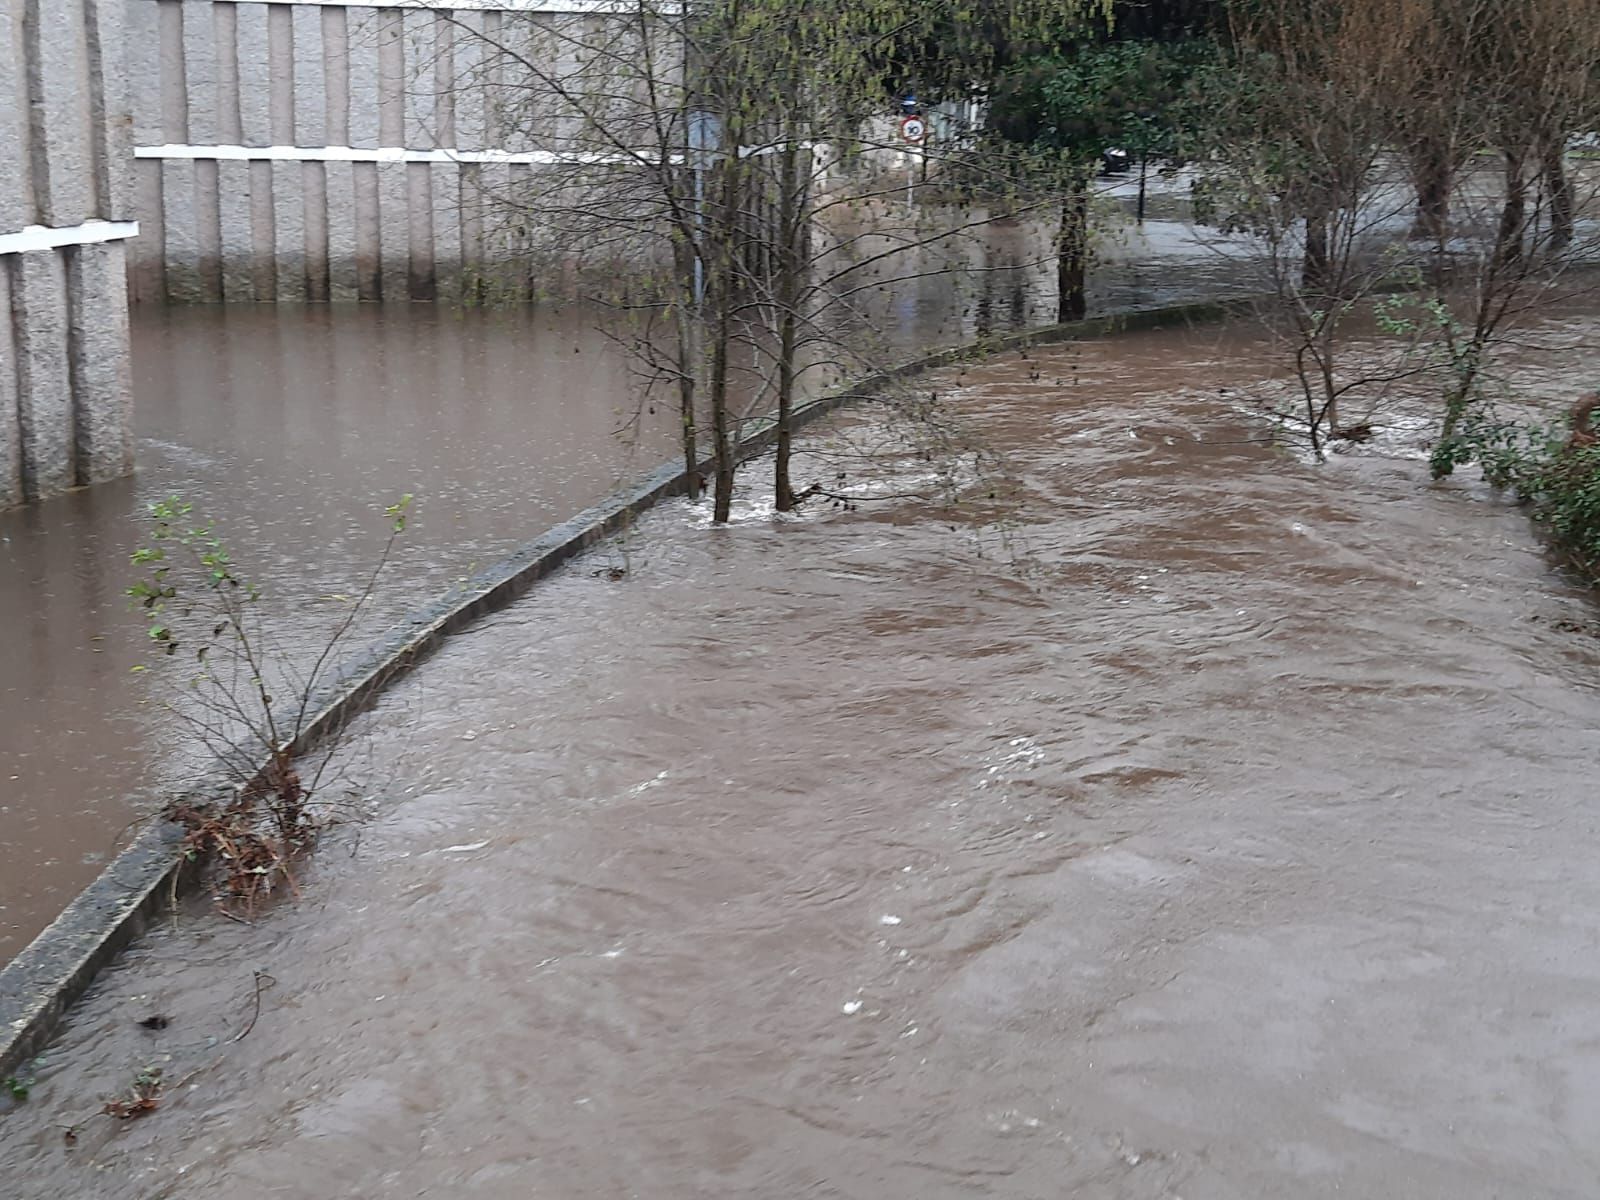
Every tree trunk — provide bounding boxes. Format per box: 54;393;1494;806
1302;210;1330;292
1056;179;1088;323
1407;138;1452;242
673;229;701;498
1543;137;1574;251
1495;151;1527;270
773;141;804;513
709;157;740;525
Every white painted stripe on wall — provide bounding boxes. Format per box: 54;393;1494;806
135;0;678;13
0;222;141;255
137;140;809;165
135;143;652;165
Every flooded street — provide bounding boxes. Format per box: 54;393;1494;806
0;212;1252;964
3;318;1598;1196
0;304;680;962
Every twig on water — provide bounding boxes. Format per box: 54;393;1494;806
232;970;276;1044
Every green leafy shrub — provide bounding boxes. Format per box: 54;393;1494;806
1528;445;1600;577
1446;414;1600;581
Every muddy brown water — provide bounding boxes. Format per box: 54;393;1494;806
0;217;1254;964
0;304;681;962
3;317;1599;1196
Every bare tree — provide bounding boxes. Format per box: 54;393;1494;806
1193;0;1600;462
428;0;1110;521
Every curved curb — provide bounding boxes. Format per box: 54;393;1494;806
0;293;1255;1079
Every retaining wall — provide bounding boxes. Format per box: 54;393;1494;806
128;0;619;304
1;0;137;506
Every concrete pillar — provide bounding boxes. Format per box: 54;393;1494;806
181;0;218;146
161;158;202;301
353;161;381;299
403;10;437;149
452;11;488;153
236;3;272;147
84;0;128;219
273;160;306;301
214;0;243;144
325;160;360;300
346;9;382;150
194;157;224;300
293;5;327;147
377;8;405;147
249;159;276;299
322;5;351;147
268;3;295;145
506;163;534;299
459;162;484;300
219;158;255;302
481;10;504;148
66;240;133;484
11;251;75;500
303;160;329;301
125;0;163;150
475;161;511;294
2;0;136;507
378;162;410;299
0;0;33;232
432;163;462;302
406;161;434;300
432;12;456;150
32;0;100;225
156;0;188;145
129;159;165;303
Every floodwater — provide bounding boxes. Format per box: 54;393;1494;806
3;316;1599;1196
0;304;679;963
0;210;1253;964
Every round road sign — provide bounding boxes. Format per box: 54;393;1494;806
899;115;927;144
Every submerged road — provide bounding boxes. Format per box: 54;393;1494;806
0;213;1250;962
4;317;1598;1196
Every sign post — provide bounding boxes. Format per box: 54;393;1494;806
899;114;927;210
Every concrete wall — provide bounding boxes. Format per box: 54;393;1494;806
1;0;137;506
128;0;618;304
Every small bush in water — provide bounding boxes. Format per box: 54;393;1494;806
1450;413;1600;582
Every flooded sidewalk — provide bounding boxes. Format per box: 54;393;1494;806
0;214;1255;965
3;321;1598;1197
0;304;681;962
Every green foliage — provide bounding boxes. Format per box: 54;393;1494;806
869;0;1116;106
126;492;410;666
1534;448;1600;576
1441;412;1600;580
124;492;414;913
126;497;260;657
386;493;414;534
1429;403;1531;484
988;39;1214;162
3;1075;32;1102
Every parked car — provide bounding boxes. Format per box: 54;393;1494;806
1100;147;1131;175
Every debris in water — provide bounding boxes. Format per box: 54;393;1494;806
841;1000;863;1015
440;840;490;854
137;1014;170;1030
879;915;902;926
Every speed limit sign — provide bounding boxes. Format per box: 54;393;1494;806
899;115;927;144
